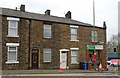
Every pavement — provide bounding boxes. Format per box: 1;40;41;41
2;69;119;75
1;69;120;78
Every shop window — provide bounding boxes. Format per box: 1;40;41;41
89;50;101;66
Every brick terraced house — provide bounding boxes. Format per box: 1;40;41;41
1;5;107;70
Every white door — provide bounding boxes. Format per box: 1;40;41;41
60;52;67;69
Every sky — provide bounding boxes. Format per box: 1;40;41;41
0;0;119;41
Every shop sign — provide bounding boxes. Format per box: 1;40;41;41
95;45;103;49
87;45;95;49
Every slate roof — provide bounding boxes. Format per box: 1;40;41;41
0;7;104;28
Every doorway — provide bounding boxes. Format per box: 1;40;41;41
60;49;69;69
31;49;38;69
61;52;67;69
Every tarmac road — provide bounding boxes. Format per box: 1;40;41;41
1;76;119;78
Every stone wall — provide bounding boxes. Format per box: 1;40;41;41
2;16;106;70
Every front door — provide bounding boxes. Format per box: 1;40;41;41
60;52;67;69
32;49;38;69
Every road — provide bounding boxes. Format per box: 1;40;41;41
1;67;120;78
1;76;119;78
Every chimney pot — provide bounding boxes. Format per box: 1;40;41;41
45;9;50;15
65;11;71;19
20;4;25;12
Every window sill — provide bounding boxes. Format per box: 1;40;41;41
43;37;52;39
44;61;51;63
71;62;79;64
70;40;79;42
7;35;19;38
6;61;19;64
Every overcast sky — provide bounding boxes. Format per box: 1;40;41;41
0;0;119;41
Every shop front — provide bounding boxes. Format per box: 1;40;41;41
86;45;105;70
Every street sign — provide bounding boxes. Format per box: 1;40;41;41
92;55;96;61
87;45;95;49
95;45;103;49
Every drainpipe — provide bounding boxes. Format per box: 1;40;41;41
28;19;31;69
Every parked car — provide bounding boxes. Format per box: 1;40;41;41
107;59;120;67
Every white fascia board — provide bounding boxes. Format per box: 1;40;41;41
7;17;20;21
70;48;79;50
70;25;79;28
6;43;19;46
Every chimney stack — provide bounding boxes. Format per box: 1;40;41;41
65;11;71;19
45;9;50;15
20;4;25;12
103;21;106;29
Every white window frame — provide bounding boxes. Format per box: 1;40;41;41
92;30;97;42
7;17;19;37
70;48;79;64
44;24;52;38
70;25;79;42
6;43;19;64
43;48;51;62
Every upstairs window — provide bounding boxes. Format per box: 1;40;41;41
44;24;51;38
70;25;79;41
92;30;97;42
7;17;19;37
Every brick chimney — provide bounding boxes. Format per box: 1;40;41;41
20;4;25;12
65;11;71;19
45;9;50;15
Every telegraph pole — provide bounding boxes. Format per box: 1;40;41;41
93;0;95;26
93;0;96;70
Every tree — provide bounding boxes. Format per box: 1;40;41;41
118;33;120;52
107;34;118;53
